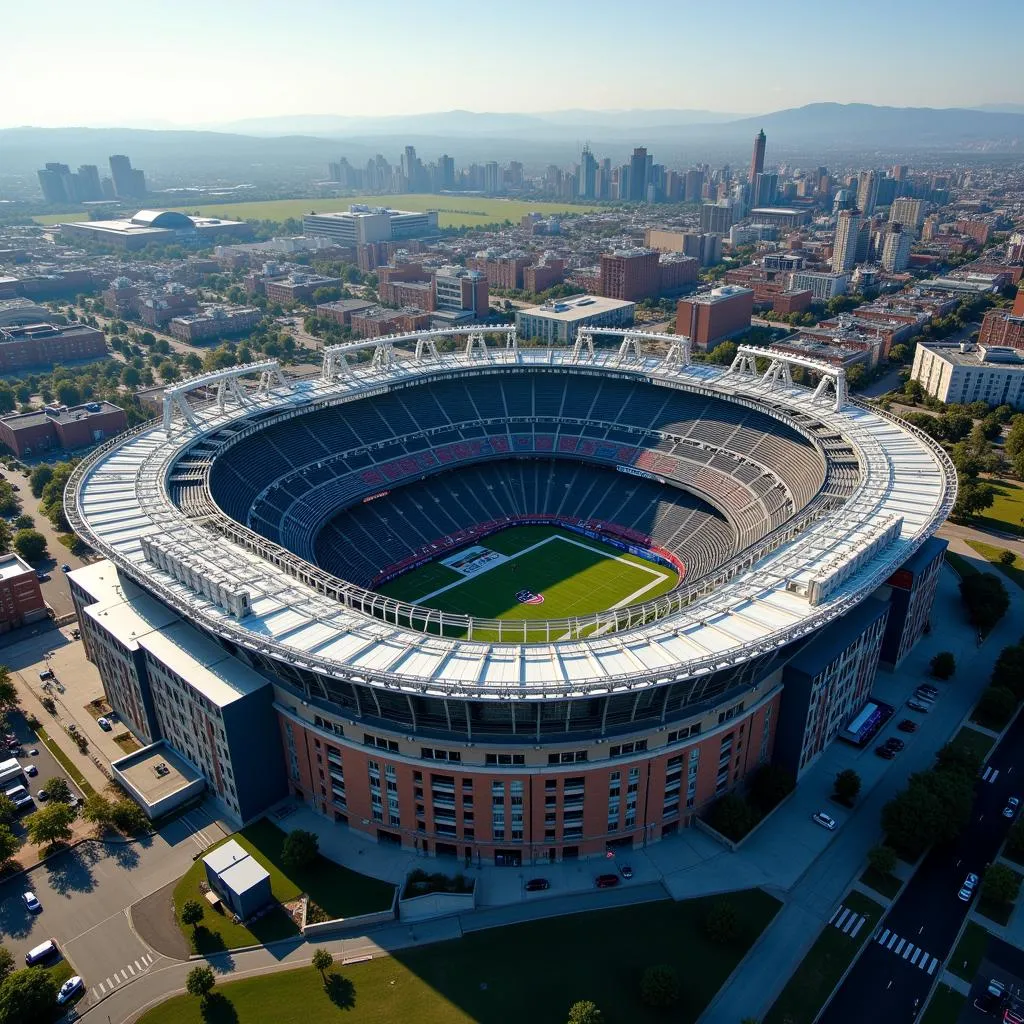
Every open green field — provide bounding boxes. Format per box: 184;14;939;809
966;538;1024;593
975;480;1024;537
173;818;395;954
921;984;966;1024
34;194;602;229
377;526;680;624
140;890;781;1024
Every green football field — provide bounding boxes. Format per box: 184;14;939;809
377;526;679;625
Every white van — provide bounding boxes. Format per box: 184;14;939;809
25;938;57;965
4;784;34;809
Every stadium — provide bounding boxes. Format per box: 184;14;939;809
67;326;956;863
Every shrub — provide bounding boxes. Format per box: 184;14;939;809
833;769;861;806
640;965;680;1008
567;1000;603;1024
867;844;897;877
930;652;956;679
705;899;738;944
281;828;319;870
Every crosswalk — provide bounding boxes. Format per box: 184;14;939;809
829;903;868;939
91;952;156;1001
874;928;939;974
982;765;1000;783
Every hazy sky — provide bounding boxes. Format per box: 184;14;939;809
4;0;1022;128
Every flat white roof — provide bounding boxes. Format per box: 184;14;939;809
519;295;635;321
69;338;954;700
0;553;31;581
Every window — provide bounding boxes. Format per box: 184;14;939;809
485;753;526;766
548;750;588;765
609;740;648;758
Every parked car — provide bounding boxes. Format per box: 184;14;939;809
812;811;837;830
907;700;931;713
885;737;906;752
28;748;38;756
36;790;48;802
36;572;50;583
875;745;896;759
897;719;918;733
619;864;633;879
56;976;84;1005
24;764;37;777
1004;797;1020;819
918;683;939;697
958;872;979;902
22;891;41;913
595;873;620;889
60;564;71;573
913;689;937;704
97;717;112;731
524;878;550;892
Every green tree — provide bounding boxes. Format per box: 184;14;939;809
12;515;33;530
0;947;12;984
705;899;739;943
833;768;862;805
120;366;141;387
953;480;996;520
930;652;956;679
282;828;319;870
41;777;71;803
709;792;758;841
110;798;149;834
882;783;944;858
185;965;216;1002
708;341;738;366
28;465;53;498
24;801;76;848
0;795;15;825
0;521;11;555
982;863;1021;906
640;964;680;1008
1006;817;1024;860
0;825;17;867
976;686;1017;729
181;899;204;935
960;573;1010;631
82;793;115;830
0;967;58;1024
991;645;1024;701
867;844;897;877
12;529;46;563
567;1000;603;1024
311;947;333;983
0;668;17;714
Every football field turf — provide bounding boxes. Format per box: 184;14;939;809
376;525;679;623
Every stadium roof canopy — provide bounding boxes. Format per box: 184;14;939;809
68;329;955;701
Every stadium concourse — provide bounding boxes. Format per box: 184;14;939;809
66;326;955;864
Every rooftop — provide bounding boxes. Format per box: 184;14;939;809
204;839;270;895
521;294;635;321
1;400;121;431
0;552;32;582
111;741;202;806
921;342;1024;368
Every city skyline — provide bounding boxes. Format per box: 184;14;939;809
2;0;1023;129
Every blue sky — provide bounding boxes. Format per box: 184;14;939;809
3;0;1021;127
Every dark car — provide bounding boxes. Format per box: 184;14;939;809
875;745;896;759
524;878;550;892
897;719;918;733
619;864;633;879
885;737;906;751
61;564;72;573
36;572;50;583
595;873;620;889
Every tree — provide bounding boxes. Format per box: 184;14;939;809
120;366;141;387
566;1000;603;1024
1006;817;1024;860
705;899;739;943
0;947;12;985
185;965;215;1002
110;798;149;834
312;947;333;983
41;777;71;803
12;529;46;563
976;686;1017;729
0;796;15;825
952;480;996;520
960;573;1010;632
0;967;58;1024
24;801;76;848
0;668;17;714
640;965;680;1008
181;899;204;934
746;764;795;815
867;844;897;877
882;783;944;858
12;516;32;530
0;825;17;867
833;769;861;806
709;792;759;841
281;828;319;870
991;645;1024;701
930;652;956;680
82;794;114;830
0;521;11;555
982;863;1021;906
1000;549;1017;566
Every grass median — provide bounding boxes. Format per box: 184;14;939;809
173;818;396;954
764;890;884;1024
143;890;781;1024
921;983;967;1024
33;724;97;799
950;920;989;981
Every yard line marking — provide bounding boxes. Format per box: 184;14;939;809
145;953;153;964
902;944;914;959
849;916;865;939
92;988;98;1000
911;949;921;965
877;928;890;944
835;908;851;929
928;957;938;974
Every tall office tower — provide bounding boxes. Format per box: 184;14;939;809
700;201;734;234
753;172;778;207
37;163;72;203
483;161;502;195
629;148;648;202
720;163;732;185
685;168;705;204
891;164;908;182
108;155;146;199
856;170;880;216
76;165;103;202
598;158;612;200
578;146;598;199
439;155;455;190
748;129;766;185
832;209;863;272
881;225;912;272
889;197;925;237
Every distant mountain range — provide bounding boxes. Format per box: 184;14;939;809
1;103;1022;188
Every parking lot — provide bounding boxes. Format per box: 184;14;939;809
962;937;1024;1022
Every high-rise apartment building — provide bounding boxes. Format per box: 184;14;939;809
856;170;879;216
753;172;778;208
832;210;863;273
578;146;597;200
629;148;648;202
748;130;766;185
881;225;912;272
700;202;734;234
890;197;925;237
108;155;146;199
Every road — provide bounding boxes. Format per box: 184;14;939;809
820;711;1024;1024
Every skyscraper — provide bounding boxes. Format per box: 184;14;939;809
856;170;880;217
881;225;912;272
108;155;146;199
753;172;778;208
629;147;648;202
832;210;863;273
578;146;598;200
748;130;766;185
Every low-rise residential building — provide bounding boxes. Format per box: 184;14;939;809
315;299;377;327
168;305;263;343
788;270;850;302
0;322;107;372
263;272;343;305
515;295;635;343
0;400;126;457
675;285;754;350
911;342;1024;408
978;307;1024;351
0;553;47;634
433;266;488;318
522;256;565;293
303;207;438;246
350;306;432;338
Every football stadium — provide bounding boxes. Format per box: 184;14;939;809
67;326;956;862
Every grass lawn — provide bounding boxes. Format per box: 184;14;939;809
975;480;1024;537
949;920;989;981
764;890;884;1024
173;819;395;954
921;983;967;1024
965;539;1024;593
859;866;902;900
377;526;679;640
944;550;978;580
33;724;97;799
141;891;780;1024
950;726;995;762
978;893;1017;926
35;194;602;229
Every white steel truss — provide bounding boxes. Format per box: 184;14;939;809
727;345;847;411
162;360;285;432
